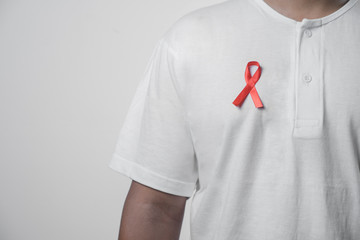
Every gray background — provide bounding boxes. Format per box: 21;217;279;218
0;0;223;239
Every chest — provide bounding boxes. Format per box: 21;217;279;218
180;24;360;141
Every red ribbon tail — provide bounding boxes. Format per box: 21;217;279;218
233;84;252;107
250;87;263;108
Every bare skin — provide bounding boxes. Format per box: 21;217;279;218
263;0;350;22
118;180;189;240
116;1;350;240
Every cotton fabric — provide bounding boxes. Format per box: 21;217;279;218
109;0;360;239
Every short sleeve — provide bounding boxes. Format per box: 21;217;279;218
108;35;199;198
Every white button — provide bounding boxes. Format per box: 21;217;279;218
304;29;312;38
303;73;312;83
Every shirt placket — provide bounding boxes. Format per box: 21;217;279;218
293;19;324;139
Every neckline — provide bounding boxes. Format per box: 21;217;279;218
251;0;359;27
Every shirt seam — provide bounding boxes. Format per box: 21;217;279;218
162;37;199;148
112;153;196;185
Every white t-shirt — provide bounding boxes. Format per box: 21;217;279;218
109;0;360;239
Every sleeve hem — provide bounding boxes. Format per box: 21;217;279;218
108;153;196;198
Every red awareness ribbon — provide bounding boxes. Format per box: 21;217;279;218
233;61;263;108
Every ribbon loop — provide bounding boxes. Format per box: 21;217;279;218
233;61;263;108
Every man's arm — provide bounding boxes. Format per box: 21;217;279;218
118;180;190;240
